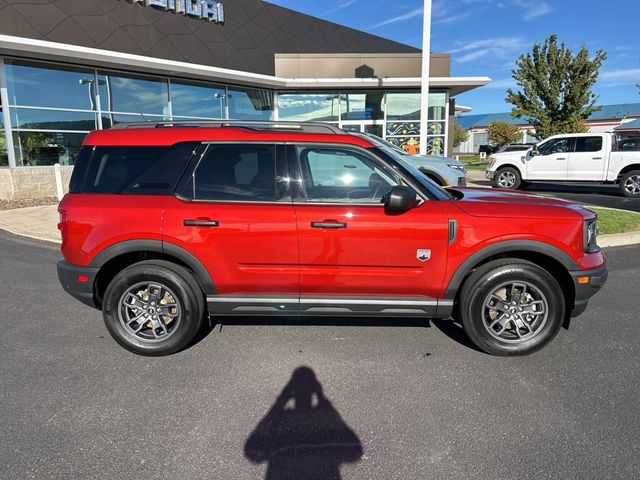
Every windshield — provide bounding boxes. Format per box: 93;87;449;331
377;146;453;200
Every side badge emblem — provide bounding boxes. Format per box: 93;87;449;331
417;249;431;262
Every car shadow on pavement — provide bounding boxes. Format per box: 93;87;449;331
244;366;363;480
430;319;483;353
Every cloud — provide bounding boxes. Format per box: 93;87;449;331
600;68;640;83
462;0;552;21
484;77;518;90
327;0;358;14
371;7;423;28
450;36;528;64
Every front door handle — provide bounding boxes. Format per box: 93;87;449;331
184;218;219;227
592;157;603;160
311;221;347;229
556;157;567;160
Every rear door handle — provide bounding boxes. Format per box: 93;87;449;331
592;157;603;160
557;157;567;160
183;218;219;227
311;221;347;229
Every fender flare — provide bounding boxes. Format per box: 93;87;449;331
443;240;579;300
90;239;216;295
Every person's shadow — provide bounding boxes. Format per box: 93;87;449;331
244;367;363;480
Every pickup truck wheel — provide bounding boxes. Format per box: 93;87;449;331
619;170;640;197
493;167;521;190
459;260;564;356
102;260;205;356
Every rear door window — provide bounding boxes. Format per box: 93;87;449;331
76;143;197;194
187;144;287;202
574;137;603;153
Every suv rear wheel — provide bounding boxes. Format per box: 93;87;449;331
458;259;565;356
102;260;205;356
493;167;521;190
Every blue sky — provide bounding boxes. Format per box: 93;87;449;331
267;0;640;114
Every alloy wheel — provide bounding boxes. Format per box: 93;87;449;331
482;281;548;343
118;281;182;343
497;171;516;188
624;175;640;196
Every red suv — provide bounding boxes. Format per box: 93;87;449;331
57;121;607;356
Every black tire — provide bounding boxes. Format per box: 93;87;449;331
102;260;205;356
619;170;640;198
492;166;522;190
458;259;565;356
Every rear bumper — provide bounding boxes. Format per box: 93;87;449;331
570;265;608;317
57;261;100;309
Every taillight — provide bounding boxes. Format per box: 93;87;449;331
58;208;67;231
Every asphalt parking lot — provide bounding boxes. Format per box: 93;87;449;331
1;230;639;480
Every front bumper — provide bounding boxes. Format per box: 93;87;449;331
569;265;608;317
57;261;100;308
485;169;495;180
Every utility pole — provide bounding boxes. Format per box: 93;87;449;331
419;0;432;156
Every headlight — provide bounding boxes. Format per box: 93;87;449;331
448;163;467;173
489;156;497;168
584;218;600;253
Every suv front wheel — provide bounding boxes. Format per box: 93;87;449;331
458;259;565;356
102;260;205;356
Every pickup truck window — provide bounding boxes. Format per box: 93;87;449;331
538;138;571;155
574;137;603;153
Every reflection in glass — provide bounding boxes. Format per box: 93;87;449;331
98;72;169;115
170;81;225;118
12;131;87;166
0;129;7;167
10;108;97;131
340;91;384;121
102;113;168;129
427;92;447;121
385;92;420;120
278;92;339;121
5;60;98;110
228;87;273;120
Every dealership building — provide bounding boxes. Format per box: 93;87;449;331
0;0;489;198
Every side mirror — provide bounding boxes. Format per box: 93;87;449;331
384;186;418;213
530;148;539;157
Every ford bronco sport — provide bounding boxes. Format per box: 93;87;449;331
57;121;607;356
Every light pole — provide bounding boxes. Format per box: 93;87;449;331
419;0;432;156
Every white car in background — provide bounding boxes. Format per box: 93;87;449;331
486;132;640;197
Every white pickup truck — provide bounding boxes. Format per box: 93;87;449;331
486;133;640;197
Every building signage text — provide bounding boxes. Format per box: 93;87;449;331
125;0;225;23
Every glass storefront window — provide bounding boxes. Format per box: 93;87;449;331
278;92;339;122
13;131;87;166
170;81;225;119
0;113;7;166
340;91;384;121
427;92;447;121
10;108;97;131
98;72;169;115
101;113;168;129
5;60;98;110
228;87;273;120
385;92;420;121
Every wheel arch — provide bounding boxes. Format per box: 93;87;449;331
445;240;578;309
494;163;523;176
615;164;640;181
90;240;215;308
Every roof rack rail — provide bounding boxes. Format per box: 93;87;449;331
110;119;344;134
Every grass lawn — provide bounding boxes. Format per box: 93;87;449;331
457;154;488;171
590;207;640;235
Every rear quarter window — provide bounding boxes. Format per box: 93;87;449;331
71;143;197;194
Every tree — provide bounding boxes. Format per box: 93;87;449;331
452;123;469;148
487;120;522;146
506;34;606;139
